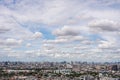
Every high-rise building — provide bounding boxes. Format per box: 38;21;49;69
111;65;118;71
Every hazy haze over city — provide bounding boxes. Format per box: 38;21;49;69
0;0;120;62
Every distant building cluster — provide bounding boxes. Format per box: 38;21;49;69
0;61;120;80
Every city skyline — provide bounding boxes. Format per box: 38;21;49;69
0;0;120;62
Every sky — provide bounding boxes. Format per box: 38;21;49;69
0;0;120;62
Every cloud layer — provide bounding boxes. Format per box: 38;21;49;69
0;0;120;62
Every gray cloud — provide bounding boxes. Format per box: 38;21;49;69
89;19;120;32
53;26;80;36
0;38;22;47
0;28;10;33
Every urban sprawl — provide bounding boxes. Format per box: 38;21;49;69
0;61;120;80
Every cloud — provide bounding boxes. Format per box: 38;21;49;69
0;0;120;62
89;19;120;32
53;26;80;36
1;0;120;26
43;39;68;44
89;0;120;6
0;15;43;40
43;26;86;44
0;15;34;39
0;38;22;47
32;32;42;39
0;27;11;33
26;43;31;47
57;35;85;42
0;0;96;25
98;40;116;49
5;38;22;46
